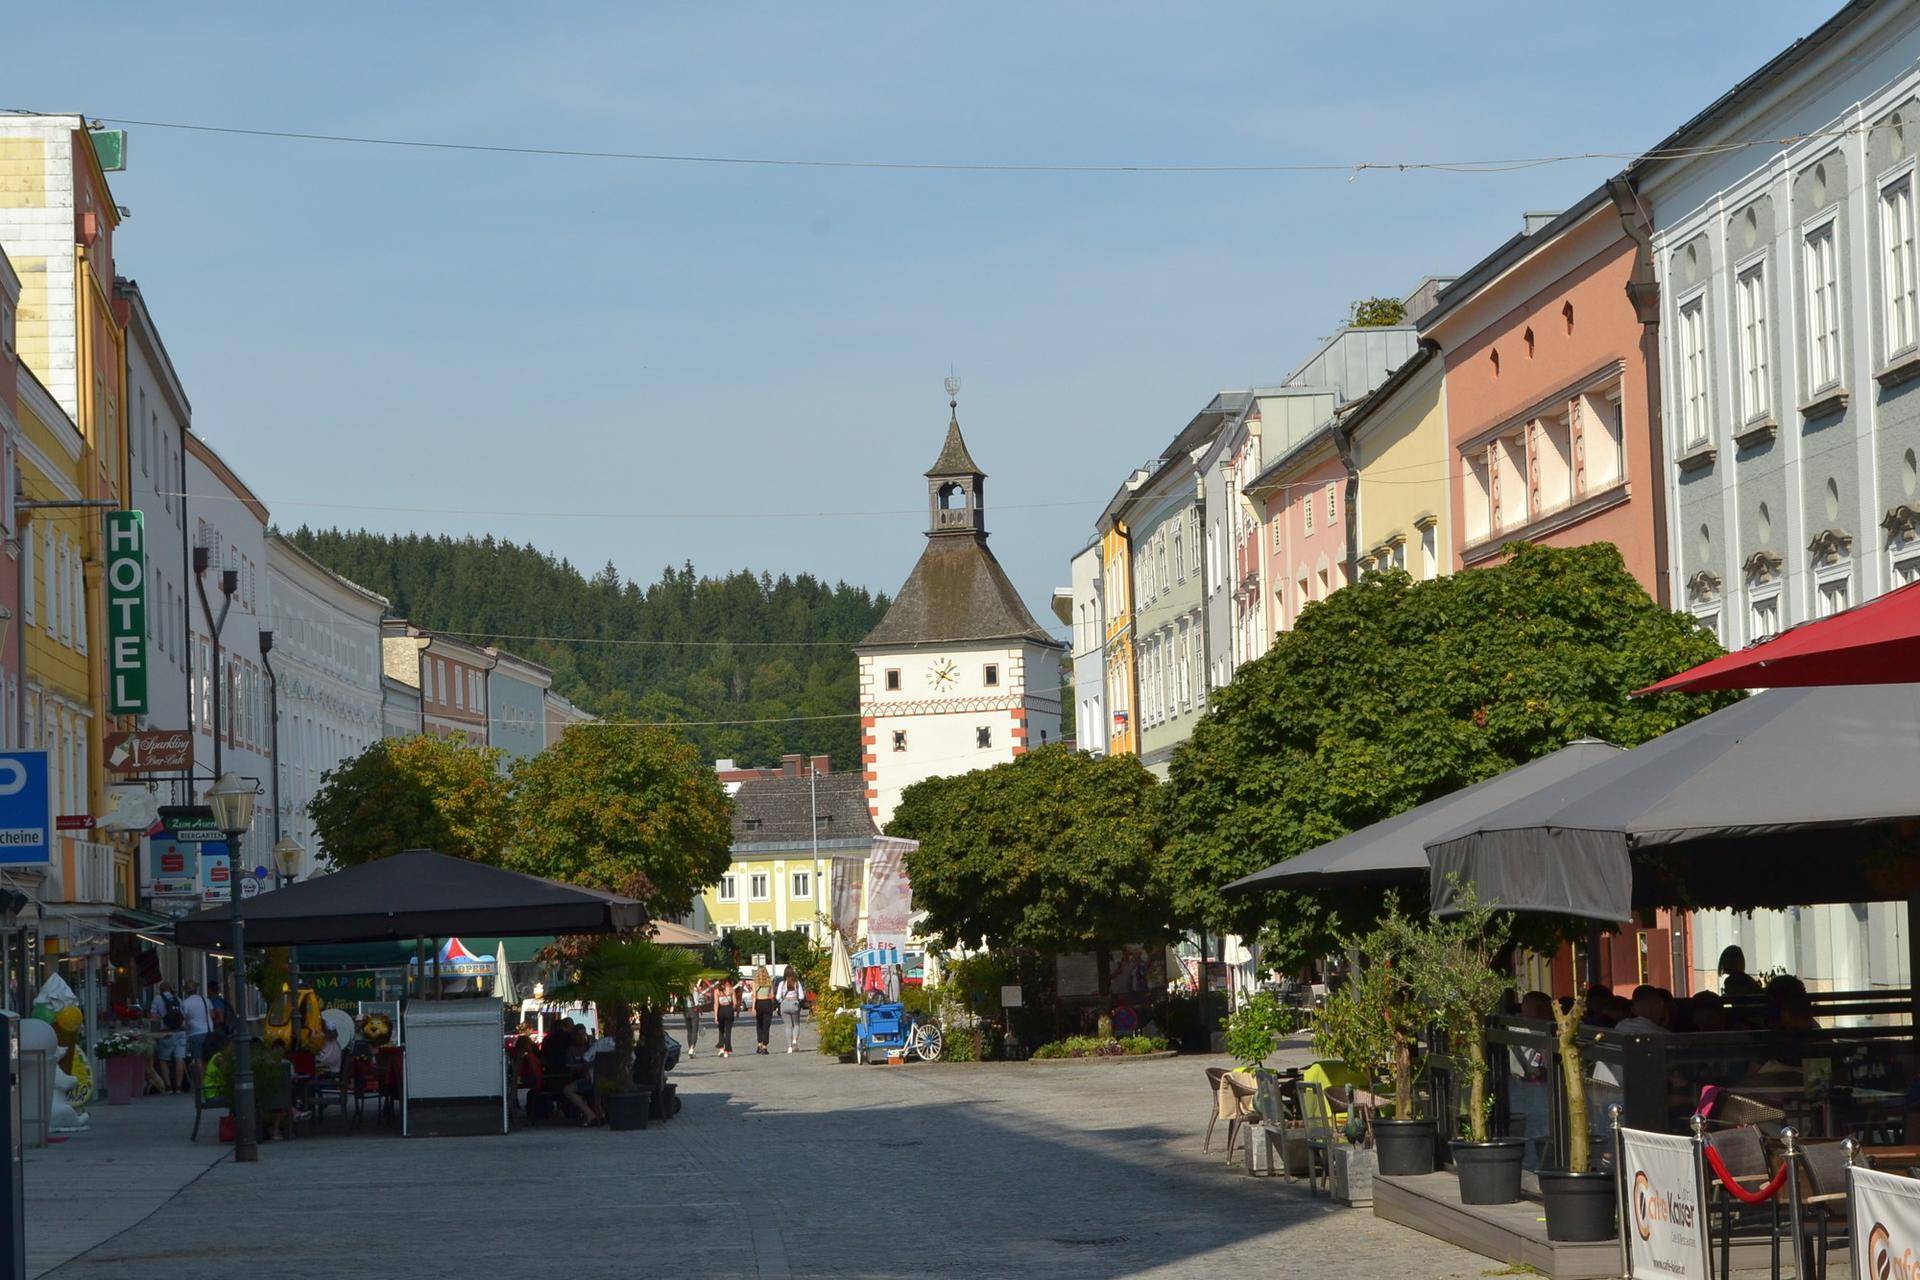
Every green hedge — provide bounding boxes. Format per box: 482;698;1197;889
1031;1035;1171;1060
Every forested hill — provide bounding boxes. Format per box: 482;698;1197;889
286;529;888;770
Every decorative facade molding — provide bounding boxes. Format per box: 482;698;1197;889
1742;549;1784;584
1807;527;1853;567
1685;569;1723;603
1883;504;1920;545
866;693;1029;717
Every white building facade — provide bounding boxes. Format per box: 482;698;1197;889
857;408;1065;830
266;534;386;879
1062;541;1107;754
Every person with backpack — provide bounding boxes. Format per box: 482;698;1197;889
180;979;217;1075
712;976;739;1058
148;980;188;1093
776;967;807;1054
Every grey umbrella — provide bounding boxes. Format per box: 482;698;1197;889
1425;683;1920;922
1221;739;1622;895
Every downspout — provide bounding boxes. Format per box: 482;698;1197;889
1332;418;1361;586
1608;175;1670;607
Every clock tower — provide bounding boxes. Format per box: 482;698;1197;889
856;388;1067;829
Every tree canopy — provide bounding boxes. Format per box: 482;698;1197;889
307;734;512;870
888;745;1173;986
503;724;734;917
1163;542;1736;965
287;529;886;770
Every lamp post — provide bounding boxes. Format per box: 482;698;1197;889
272;835;304;1036
207;771;258;1162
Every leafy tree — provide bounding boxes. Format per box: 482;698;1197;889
888;745;1173;1016
1164;542;1735;966
504;724;733;918
1350;296;1407;327
307;735;511;869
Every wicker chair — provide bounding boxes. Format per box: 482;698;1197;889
1202;1067;1231;1153
1789;1141;1854;1280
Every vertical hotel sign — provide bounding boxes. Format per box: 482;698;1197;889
105;511;148;714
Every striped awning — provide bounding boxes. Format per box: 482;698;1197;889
851;945;901;970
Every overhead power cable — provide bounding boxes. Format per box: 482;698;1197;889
160;489;1098;519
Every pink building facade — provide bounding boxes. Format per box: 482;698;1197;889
1248;439;1349;637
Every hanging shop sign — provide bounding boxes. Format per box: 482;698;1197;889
105;511;148;715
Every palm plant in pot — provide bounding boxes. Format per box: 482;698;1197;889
1346;906;1436;1176
1414;884;1523;1205
1538;989;1615;1241
551;936;701;1131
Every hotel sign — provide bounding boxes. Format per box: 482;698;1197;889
105;511;147;714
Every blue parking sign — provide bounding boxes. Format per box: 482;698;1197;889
0;751;51;866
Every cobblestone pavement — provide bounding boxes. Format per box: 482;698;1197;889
35;1030;1492;1279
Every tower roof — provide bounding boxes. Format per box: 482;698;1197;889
924;413;984;478
859;536;1063;650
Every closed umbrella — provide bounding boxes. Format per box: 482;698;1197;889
829;930;852;989
494;943;516;1006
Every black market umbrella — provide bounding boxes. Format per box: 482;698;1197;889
1220;739;1622;896
1425;684;1920;923
172;849;647;948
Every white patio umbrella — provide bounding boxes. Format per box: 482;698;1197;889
828;930;852;989
494;942;517;1006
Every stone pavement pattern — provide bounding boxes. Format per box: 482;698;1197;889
27;1032;1493;1279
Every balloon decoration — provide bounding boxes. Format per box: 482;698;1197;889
29;978;91;1130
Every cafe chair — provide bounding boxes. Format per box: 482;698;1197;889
1295;1081;1340;1197
1202;1067;1231;1152
1702;1125;1785;1280
1218;1071;1261;1164
1788;1140;1853;1280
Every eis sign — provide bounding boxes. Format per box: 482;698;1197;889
105;511;148;715
1622;1128;1710;1280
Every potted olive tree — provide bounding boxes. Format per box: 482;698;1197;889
1538;990;1615;1240
552;936;701;1131
1350;907;1436;1176
1415;884;1524;1204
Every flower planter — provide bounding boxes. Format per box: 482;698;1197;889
103;1055;144;1106
1449;1139;1526;1205
1372;1118;1436;1176
604;1090;651;1131
1539;1169;1616;1242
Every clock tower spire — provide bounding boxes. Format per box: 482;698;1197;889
926;376;986;539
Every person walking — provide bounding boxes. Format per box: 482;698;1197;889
751;965;776;1055
682;980;704;1058
776;967;806;1054
180;980;216;1081
148;980;188;1093
713;975;739;1058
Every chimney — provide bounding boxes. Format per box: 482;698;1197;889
781;753;803;777
810;754;831;776
1523;210;1561;236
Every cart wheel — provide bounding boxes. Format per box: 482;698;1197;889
913;1024;945;1062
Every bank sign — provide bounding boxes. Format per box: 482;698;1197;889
105;511;147;715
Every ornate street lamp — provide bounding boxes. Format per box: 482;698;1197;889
206;770;258;1162
272;835;303;886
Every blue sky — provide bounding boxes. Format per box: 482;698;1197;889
13;3;1831;623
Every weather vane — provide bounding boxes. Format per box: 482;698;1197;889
944;370;961;412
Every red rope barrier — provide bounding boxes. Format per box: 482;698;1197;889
1704;1145;1791;1204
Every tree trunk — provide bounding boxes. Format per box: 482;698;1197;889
1095;944;1113;1041
1554;993;1589;1172
607;998;637;1094
1394;1034;1415;1117
638;1008;669;1099
1466;1034;1488;1143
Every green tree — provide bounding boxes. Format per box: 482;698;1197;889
888;745;1172;1018
1350;296;1407;327
504;724;733;917
1164;542;1735;966
306;735;511;869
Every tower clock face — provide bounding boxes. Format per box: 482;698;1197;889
927;658;959;691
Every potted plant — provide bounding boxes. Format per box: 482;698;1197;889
1224;991;1298;1072
552;936;701;1131
1348;907;1438;1176
1416;884;1524;1204
97;1031;149;1106
1538;990;1615;1241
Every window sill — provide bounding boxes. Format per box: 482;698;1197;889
1799;386;1849;420
1877;349;1920;389
1460;483;1633;566
1675;445;1718;475
1731;417;1778;450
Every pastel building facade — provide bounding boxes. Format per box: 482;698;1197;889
1348;343;1450;581
486;649;552;766
698;761;875;940
382;622;493;748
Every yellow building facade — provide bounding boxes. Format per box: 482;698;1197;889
1098;521;1137;756
695;765;874;946
1349;347;1451;585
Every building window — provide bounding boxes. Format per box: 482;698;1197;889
1885;172;1919;358
1804;220;1842;390
1736;263;1770;420
1304;495;1313;535
791;870;812;899
1172;517;1185;583
1894;547;1920;587
884;668;900;691
1749;591;1782;642
1420;524;1437;581
892;730;907;752
717;875;737;902
976;726;992;749
1188;508;1201;573
1326;483;1337;526
1270;519;1281;552
750;872;770;901
983;663;998;687
1814;570;1852;618
1678;296;1709;449
794;922;812;939
1692;607;1722;645
1156;532;1168;593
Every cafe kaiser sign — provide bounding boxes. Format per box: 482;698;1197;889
105;511;148;715
1622;1127;1710;1280
1852;1165;1920;1280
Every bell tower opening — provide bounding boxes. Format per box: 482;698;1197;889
924;378;987;538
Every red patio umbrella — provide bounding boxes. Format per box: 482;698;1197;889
1637;579;1920;694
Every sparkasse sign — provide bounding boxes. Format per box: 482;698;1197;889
105;511;148;714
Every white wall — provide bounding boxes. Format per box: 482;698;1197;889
122;305;192;788
1068;543;1106;754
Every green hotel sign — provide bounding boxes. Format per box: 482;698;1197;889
105;511;147;714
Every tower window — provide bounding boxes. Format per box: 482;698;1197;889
884;668;901;691
892;730;907;752
983;663;999;687
976;726;992;749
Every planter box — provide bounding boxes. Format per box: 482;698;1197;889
1242;1122;1285;1176
103;1055;143;1106
1332;1144;1378;1207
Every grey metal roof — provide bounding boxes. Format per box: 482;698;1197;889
732;771;877;846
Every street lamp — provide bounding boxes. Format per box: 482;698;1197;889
272;835;303;886
207;770;258;1163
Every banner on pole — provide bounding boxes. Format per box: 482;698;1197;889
1621;1127;1710;1280
1852;1165;1920;1280
829;856;864;942
866;835;916;949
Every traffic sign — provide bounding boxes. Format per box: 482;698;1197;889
0;751;51;866
104;729;192;775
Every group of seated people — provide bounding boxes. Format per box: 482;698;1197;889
509;1019;633;1128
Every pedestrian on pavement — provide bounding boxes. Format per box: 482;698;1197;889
683;980;704;1057
205;979;233;1055
777;967;806;1054
713;977;739;1058
180;980;216;1078
752;965;776;1054
148;980;188;1092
